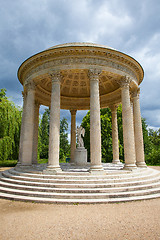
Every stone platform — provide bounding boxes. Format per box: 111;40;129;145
0;163;160;204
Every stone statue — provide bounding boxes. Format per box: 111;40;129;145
77;125;85;148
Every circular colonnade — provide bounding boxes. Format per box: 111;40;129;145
17;42;147;173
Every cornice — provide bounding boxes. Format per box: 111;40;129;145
18;46;144;86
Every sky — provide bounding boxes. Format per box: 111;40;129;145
0;0;160;131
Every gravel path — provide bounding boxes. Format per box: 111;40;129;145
0;166;160;240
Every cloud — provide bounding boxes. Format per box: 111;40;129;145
0;0;160;129
128;32;160;127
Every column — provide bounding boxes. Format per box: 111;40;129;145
17;91;27;165
132;89;147;168
47;71;61;172
32;101;40;165
121;77;137;170
21;82;36;166
110;104;120;164
89;69;103;172
70;110;77;164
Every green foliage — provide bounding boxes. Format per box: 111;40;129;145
143;125;160;165
0;159;17;167
1;88;159;166
0;88;7;101
0;89;22;161
146;148;160;165
38;109;70;161
81;112;90;160
60;118;70;160
81;105;124;162
39;109;50;159
117;105;124;160
82;106;160;165
100;108;113;162
142;118;152;156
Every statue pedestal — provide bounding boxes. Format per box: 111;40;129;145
74;147;87;166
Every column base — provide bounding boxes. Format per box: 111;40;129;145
44;165;62;174
112;159;121;164
123;163;137;170
70;162;75;166
14;164;33;171
136;162;147;168
89;165;105;175
20;163;32;167
32;161;38;165
16;161;21;166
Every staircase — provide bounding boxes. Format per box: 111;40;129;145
0;163;160;203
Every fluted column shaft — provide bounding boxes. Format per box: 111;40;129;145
32;101;40;164
18;92;27;165
47;72;61;171
21;83;36;165
89;69;103;172
70;110;77;163
121;78;136;170
110;105;120;164
132;89;147;168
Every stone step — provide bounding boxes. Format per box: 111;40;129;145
1;173;160;189
1;167;160;204
0;180;160;193
0;185;160;199
0;191;160;204
9;168;153;179
14;163;124;175
3;171;160;186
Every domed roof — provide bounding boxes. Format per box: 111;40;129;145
47;42;116;51
18;42;144;110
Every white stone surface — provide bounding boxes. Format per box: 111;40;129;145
110;104;120;164
47;72;61;172
74;147;87;166
70;110;77;164
121;78;137;170
89;69;103;172
132;90;147;168
32;101;40;164
21;83;35;166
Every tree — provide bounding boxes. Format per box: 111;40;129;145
38;109;70;161
143;123;160;165
81;105;124;162
0;89;22;161
39;108;50;159
60;118;70;160
141;118;152;157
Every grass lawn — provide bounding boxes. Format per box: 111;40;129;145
0;158;67;167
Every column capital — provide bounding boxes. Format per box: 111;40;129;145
24;81;36;92
70;109;77;115
131;88;140;99
109;104;118;113
88;68;102;81
119;76;131;88
50;71;62;84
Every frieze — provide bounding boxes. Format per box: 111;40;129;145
21;56;139;86
18;48;143;85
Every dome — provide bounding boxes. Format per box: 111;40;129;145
18;42;144;110
47;42;116;51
